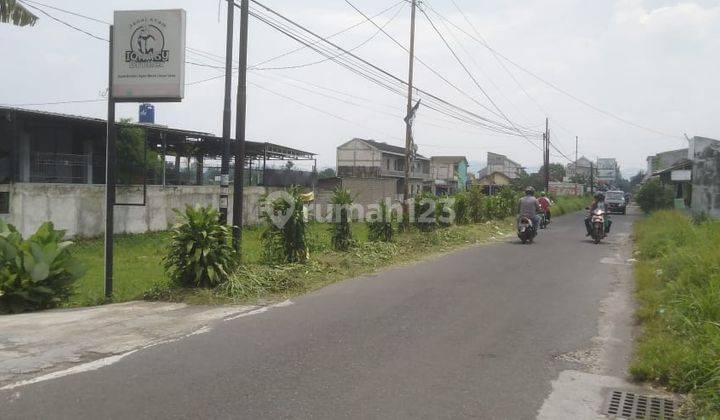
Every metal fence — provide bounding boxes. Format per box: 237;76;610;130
30;152;90;183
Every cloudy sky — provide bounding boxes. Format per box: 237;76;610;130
2;0;719;175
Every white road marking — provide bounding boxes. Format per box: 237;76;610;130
0;351;138;391
224;300;293;321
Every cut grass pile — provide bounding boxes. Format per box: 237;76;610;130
630;210;720;416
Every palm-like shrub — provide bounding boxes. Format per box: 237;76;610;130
436;195;454;227
368;199;394;242
453;191;469;224
0;220;85;314
261;186;308;263
467;185;485;223
163;205;237;288
330;187;354;251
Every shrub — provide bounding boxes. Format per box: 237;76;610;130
436;195;454;227
414;192;437;232
329;187;355;251
0;220;85;314
636;179;674;213
163;205;237;288
216;263;305;300
467;185;485;223
261;186;308;263
453;191;469;225
367;199;394;242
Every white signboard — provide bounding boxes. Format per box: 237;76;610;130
671;170;692;181
112;9;186;101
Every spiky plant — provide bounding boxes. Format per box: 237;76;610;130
367;199;394;242
260;186;308;263
329;187;354;251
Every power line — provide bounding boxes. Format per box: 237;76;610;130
253;2;405;71
3;98;106;106
18;0;108;41
425;0;679;139
418;4;542;151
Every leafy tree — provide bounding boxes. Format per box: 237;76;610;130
117;119;161;185
0;0;38;27
467;185;484;223
629;171;645;189
317;167;336;179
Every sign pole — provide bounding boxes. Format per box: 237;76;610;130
104;25;116;298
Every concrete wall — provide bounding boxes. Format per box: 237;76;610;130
689;137;720;218
1;183;275;238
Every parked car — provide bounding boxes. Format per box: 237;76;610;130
604;190;627;214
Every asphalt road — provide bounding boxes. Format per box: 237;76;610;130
1;210;636;419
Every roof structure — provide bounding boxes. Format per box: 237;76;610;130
356;138;429;160
431;156;468;164
0;106;314;160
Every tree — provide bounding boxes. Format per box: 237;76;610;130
537;163;566;182
629;171;645;189
635;179;674;213
317;167;336;179
117;119;161;185
1;0;38;27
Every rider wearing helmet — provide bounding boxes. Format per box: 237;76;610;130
518;186;542;230
585;192;606;236
538;191;553;223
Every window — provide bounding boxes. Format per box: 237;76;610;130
0;192;9;214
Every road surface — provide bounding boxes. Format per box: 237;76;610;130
1;210;637;419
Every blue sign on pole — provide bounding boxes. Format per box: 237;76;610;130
139;103;155;124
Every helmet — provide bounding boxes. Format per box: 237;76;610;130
540;191;547;197
525;186;535;195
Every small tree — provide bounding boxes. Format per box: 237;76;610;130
330;187;354;251
453;191;469;225
636;179;674;213
261;186;308;263
367;200;394;242
467;185;485;223
163;205;237;288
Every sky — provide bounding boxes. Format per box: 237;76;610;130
2;0;719;176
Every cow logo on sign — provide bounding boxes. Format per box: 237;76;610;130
125;18;169;67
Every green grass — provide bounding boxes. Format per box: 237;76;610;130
68;196;585;307
630;210;720;416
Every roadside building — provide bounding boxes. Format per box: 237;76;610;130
645;148;688;179
476;170;512;195
0;107;316;237
596;158;618;185
430;156;468;195
566;156;593;179
647;136;720;217
336;138;431;197
478;152;524;180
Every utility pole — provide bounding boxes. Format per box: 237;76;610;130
232;0;249;252
402;0;417;227
543;117;550;192
104;25;116;298
574;136;578;195
590;162;595;194
220;0;234;224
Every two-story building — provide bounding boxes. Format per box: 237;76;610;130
566;156;594;179
430;156;468;195
479;152;524;180
336;138;431;197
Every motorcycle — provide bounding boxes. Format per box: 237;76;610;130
517;216;537;244
590;208;606;244
538;211;548;229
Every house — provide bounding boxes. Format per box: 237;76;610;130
646;148;688;179
479;152;524;180
0;107;316;237
648;136;720;217
476;171;513;195
566;156;593;179
336;138;431;196
430;156;468;195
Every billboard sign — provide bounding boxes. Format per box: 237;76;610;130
112;9;186;101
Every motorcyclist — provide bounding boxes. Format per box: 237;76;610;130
585;192;606;236
538;191;552;224
518;186;542;231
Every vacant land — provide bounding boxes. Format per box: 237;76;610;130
631;210;720;416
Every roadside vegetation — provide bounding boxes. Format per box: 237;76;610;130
1;188;587;311
631;210;720;415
